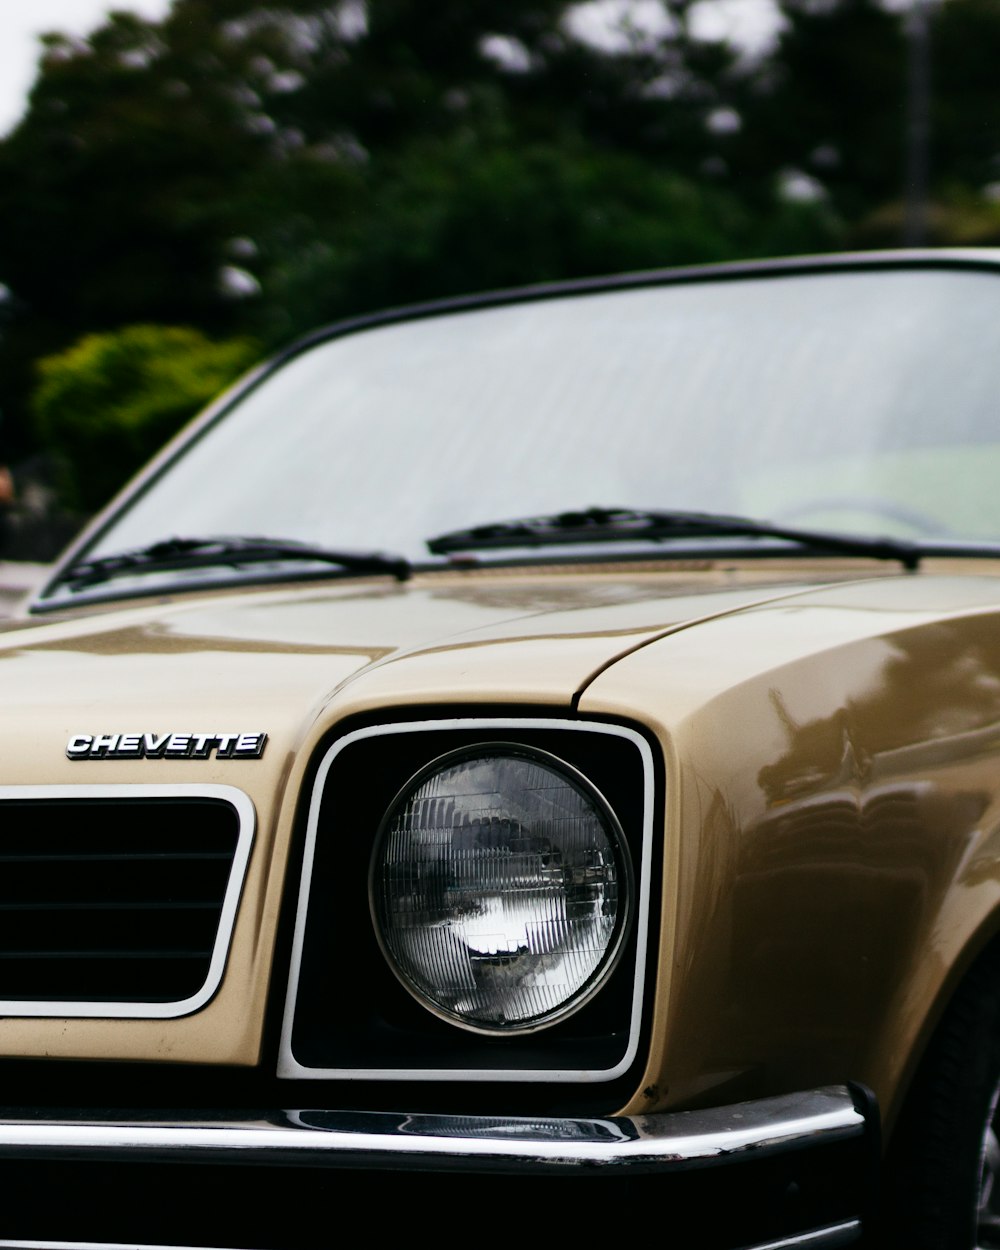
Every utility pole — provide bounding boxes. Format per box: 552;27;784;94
903;0;933;246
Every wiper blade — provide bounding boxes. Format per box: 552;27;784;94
60;535;412;591
428;507;922;571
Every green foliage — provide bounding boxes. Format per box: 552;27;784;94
31;325;259;511
260;134;839;339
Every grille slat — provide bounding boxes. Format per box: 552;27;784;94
0;796;242;1005
0;851;233;864
0;950;212;960
0;901;219;911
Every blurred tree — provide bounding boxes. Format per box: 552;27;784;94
31;324;258;511
260;132;839;336
0;5;273;464
927;0;1000;242
728;0;906;229
0;0;777;470
732;0;1000;246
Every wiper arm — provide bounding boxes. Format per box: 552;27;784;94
428;506;922;571
60;535;412;591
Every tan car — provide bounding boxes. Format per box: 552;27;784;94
4;249;1000;1249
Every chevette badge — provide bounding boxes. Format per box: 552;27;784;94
66;732;268;760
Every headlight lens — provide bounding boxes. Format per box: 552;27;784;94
370;746;630;1034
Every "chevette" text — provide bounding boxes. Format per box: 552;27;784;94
66;732;268;760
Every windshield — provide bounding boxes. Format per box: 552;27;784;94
71;264;1000;574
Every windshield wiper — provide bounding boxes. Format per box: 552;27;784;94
59;535;412;591
427;506;923;571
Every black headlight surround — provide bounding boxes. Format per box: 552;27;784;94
280;716;655;1083
369;741;635;1036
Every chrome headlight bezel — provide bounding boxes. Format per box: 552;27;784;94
279;716;657;1086
369;742;634;1036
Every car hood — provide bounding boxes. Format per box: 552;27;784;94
0;561;945;1064
0;567;851;778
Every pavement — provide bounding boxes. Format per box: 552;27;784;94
0;562;50;617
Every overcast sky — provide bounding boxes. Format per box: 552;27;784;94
0;0;170;136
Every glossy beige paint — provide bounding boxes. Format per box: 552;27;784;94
3;556;997;1139
581;566;1000;1130
0;563;833;1063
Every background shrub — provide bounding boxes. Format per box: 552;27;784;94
31;325;258;513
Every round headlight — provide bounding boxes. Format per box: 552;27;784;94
370;745;631;1034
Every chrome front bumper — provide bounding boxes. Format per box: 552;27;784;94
0;1085;863;1173
0;1085;874;1250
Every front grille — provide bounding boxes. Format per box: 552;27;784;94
0;794;245;1008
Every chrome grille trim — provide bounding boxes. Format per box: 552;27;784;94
0;785;255;1018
